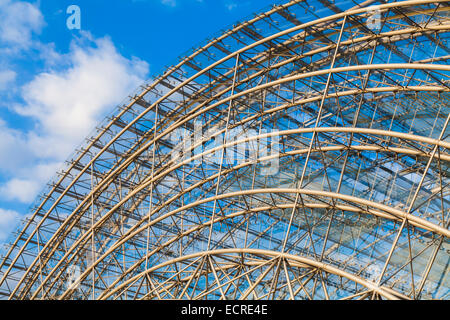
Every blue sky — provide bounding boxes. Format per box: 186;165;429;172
0;0;285;245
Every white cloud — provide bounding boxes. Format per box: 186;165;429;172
0;33;149;204
0;120;34;172
0;120;60;203
0;208;20;241
0;0;44;49
225;2;238;11
0;158;62;203
0;1;149;248
0;179;40;203
15;34;149;151
161;0;177;7
0;70;16;90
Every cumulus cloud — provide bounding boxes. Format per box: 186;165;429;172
0;121;58;202
225;2;238;11
0;154;61;203
0;208;20;241
0;0;44;49
0;120;34;173
0;70;16;90
0;33;149;204
161;0;177;7
0;1;150;250
15;34;149;154
0;179;40;203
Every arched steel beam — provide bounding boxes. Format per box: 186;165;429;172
90;86;450;231
9;81;448;299
71;65;448;214
129;22;449;158
0;0;313;283
68;143;450;265
161;64;449;139
5;2;448;292
58;200;437;300
16;7;450;265
134;258;413;300
2;12;446;288
2;0;446;300
37;71;450;246
17;122;450;299
132;255;412;300
29;185;449;300
98;248;404;300
10;83;448;297
85;118;450;245
145;23;450;138
123;1;449;150
47;140;450;298
135;27;448;158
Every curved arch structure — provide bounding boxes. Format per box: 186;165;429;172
1;0;449;300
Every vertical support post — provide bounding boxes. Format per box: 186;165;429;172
282;15;347;254
207;53;240;250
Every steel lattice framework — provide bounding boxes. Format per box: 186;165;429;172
1;0;449;300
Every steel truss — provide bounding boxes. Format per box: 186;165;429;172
1;0;449;300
